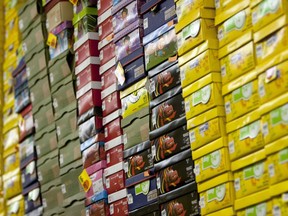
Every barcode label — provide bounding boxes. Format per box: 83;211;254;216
268;164;275;177
57;127;61;136
124;162;128;173
124;134;127;144
189;130;195;143
151;145;156;158
110;204;114;215
99;26;102;36
107;153;110;164
234;178;240;191
105;127;108;137
106;178;110;188
225;101;231;114
228;140;235;154
26;67;31;77
199;196;205;208
262;122;269;136
221;65;226;77
53;98;58;108
144;18;148;29
38;171;42;181
19;19;24;30
185;100;190;112
42;198;47;208
60;154;64;164
194;164;200;176
157;177;161;189
127;194;133;204
61;184;66;194
49;73;54;83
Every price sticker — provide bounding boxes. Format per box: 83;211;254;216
78;169;92;192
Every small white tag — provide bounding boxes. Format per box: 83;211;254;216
149;80;155;93
228;140;235;154
102;103;106;111
185;100;190;112
36;145;41;155
42;198;47;208
22;43;27;53
157;177;161;189
61;184;66;194
38;171;43;181
26;67;31;77
110;204;114;215
101;77;105;87
273;205;281;216
282;193;288;202
59;154;64;164
49;73;54;83
34;120;38;130
152;145;156;158
180;68;185;81
57;126;61;136
221;65;226;77
99;26;102;36
234;178;240;191
199;196;205;209
75;52;79;62
161;210;167;216
124;162;128;173
19;19;24;30
124;134;127;144
194;164;200;176
107;153;110;164
268;163;275;177
144;18;148;29
225;101;231;114
189;130;195;143
100;51;103;61
106;178;110;188
86;209;90;216
53;98;58;108
105;127;108;137
262;122;269;136
127;194;133;204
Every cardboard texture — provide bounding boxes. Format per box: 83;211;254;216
124;141;153;178
33;102;54;134
127;177;158;211
63;199;86;216
37;149;60;189
144;26;177;71
35;126;57;159
23;183;42;214
142;0;176;36
21;160;37;189
49;21;74;60
86;199;109;216
29;69;51;112
109;198;129;216
104;117;123;143
22;17;46;56
59;138;82;168
56;109;78;145
46;1;74;32
106;144;124;168
42;184;64;216
123;114;150;150
73;8;98;42
151;124;189;162
49;50;74;87
148;61;180;100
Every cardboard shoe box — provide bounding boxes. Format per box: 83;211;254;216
99;16;113;41
100;42;115;66
23;182;42;214
6;195;25;216
104;117;123;143
59;138;82;168
20;135;35;169
15;88;30;114
35;126;57;159
74;0;98;14
86;199;109;216
33;102;54;134
78;89;102;116
3;169;22;200
19;105;34;142
21;160;38;189
42;184;64;215
79;115;103;143
102;91;121;117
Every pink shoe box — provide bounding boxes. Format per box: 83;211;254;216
99;16;113;42
106;170;125;195
76;64;101;92
98;0;112;17
77;89;102;116
100;42;115;66
106;144;124;168
109;197;129;216
101;66;117;100
102;91;121;117
104;117;122;142
86;160;107;199
74;33;100;66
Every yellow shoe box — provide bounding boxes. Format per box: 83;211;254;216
3;146;20;175
198;172;235;215
193;137;230;183
260;92;288;145
184;73;223;120
254;15;288;65
257;51;288;105
235;189;272;216
223;70;259;122
265;136;288;185
3;127;19;154
215;0;252;48
219;31;255;85
3;169;22;200
252;0;288;32
176;0;214;30
231;149;269;199
227;109;264;162
177;13;217;56
206;207;235;216
6;195;25;216
188;106;226;150
178;39;219;87
270;180;288;216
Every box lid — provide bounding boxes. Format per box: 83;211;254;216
231;149;266;171
270;180;288;197
260;92;288;116
73;32;99;51
265;135;288;156
198;172;234;193
123;140;150;159
206;207;235;216
72;7;98;25
51;21;73;35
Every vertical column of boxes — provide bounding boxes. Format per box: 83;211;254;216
72;1;108;215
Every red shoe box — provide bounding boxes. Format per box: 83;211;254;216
109;197;128;216
100;42;115;66
99;16;113;42
75;56;100;76
78;89;102;116
102;91;121;117
98;0;112;17
82;142;106;169
86;199;109;216
106;144;124;168
19;105;34;142
106;170;125;195
104;117;122;142
76;64;101;92
74;33;99;66
101;66;117;99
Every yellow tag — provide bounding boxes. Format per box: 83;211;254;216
78;169;92;192
47;33;57;49
69;0;78;5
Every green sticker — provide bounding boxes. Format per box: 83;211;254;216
207;184;226;202
224;10;246;33
239;120;261;140
192;85;211;106
182;19;201;39
202;150;221;170
270;104;288;126
232;82;253;103
244;162;264;180
135;180;150;196
279;148;288;164
254;0;280;24
245;202;267;216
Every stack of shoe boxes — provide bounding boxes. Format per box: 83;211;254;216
73;1;107;215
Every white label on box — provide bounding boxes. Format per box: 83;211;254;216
106;178;110;188
127;194;133;204
22;173;25;184
46;20;49;29
234;178;240;191
36;145;40;155
194;164;200;176
262;122;269;136
105;127;108;137
180;68;185;81
123;134;127;144
149;80;155;93
109;204;114;215
25;201;28;210
57;126;61;136
26;67;31;77
282;193;288;202
225;101;231;114
101;77;104;87
107;153;110;164
53;98;58;108
273;205;281;216
228;140;235;154
157;177;161;189
102;103;106;111
19;19;24;30
124;162;128;173
30;92;34;102
86;209;89;216
189;130;195;143
99;26;102;36
76;77;80;87
38;171;42;181
144;18;148;29
259;83;265;98
268;163;275;177
60;154;64;164
185;100;190;112
23;43;27;53
151;145;156;158
26;116;33;130
42;198;47;208
75;52;79;62
97;0;101;9
49;73;54;83
199;196;205;208
161;210;167;216
100;50;103;61
215;0;220;9
221;65;226;77
61;184;66;194
256;44;263;58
